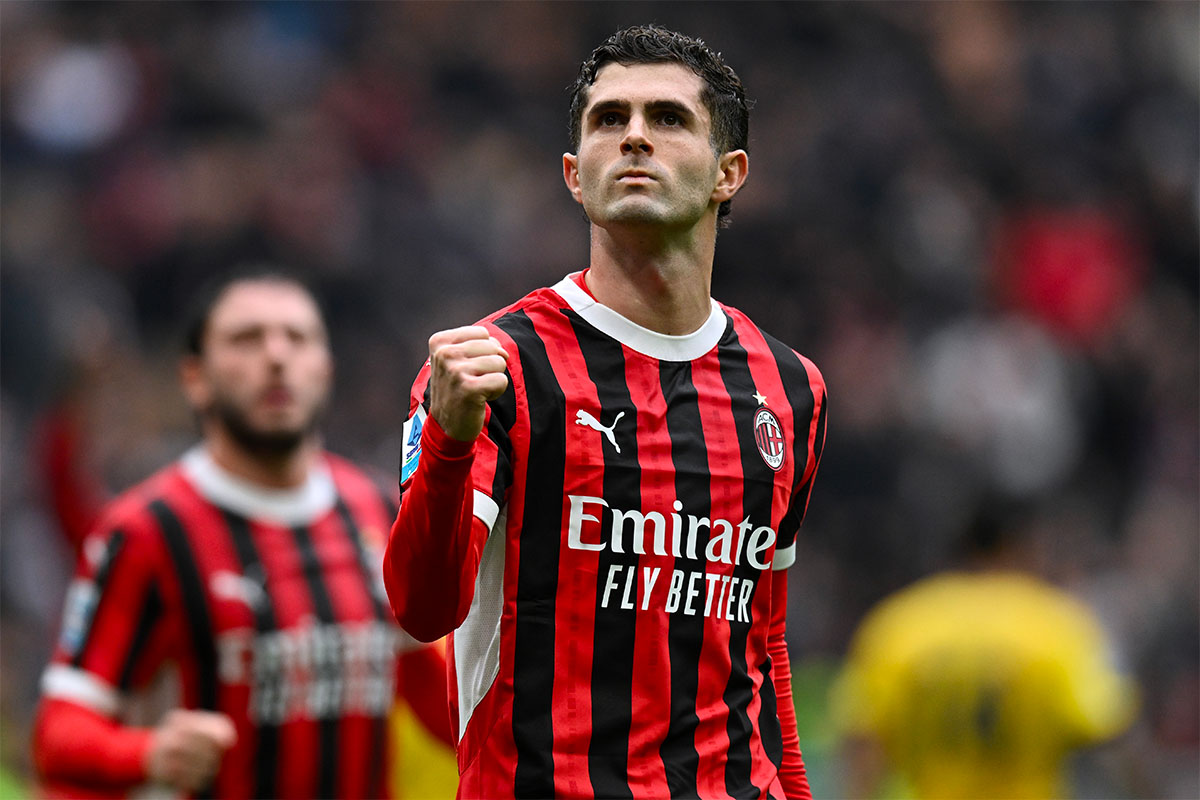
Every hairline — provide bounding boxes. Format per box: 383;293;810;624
187;272;326;357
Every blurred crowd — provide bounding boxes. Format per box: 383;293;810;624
1;2;1196;797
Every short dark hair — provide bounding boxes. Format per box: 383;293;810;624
183;265;325;356
567;24;751;222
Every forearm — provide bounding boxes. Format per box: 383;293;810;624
768;572;812;800
384;414;486;642
34;698;151;789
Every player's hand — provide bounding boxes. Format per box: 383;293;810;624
145;709;237;793
428;326;510;442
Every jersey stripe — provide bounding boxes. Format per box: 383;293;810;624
762;335;819;548
289;522;342;799
116;582;162;690
496;310;563;798
336;496;388;800
690;346;739;799
716;333;771;799
620;350;672;799
486;373;518;504
756;657;783;769
222;510;280;800
337;499;388;619
793;378;827;529
658;358;707;797
569;313;637;800
149;498;220;800
150;500;219;712
70;531;126;668
539;313;603;800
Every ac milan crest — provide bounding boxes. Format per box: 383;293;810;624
753;407;786;471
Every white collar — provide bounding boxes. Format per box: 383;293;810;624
551;273;726;362
180;445;336;526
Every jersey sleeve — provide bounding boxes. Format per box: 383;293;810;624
35;507;177;791
767;570;813;799
773;356;828;572
397;356;515;527
1052;594;1139;743
41;513;175;714
385;349;517;642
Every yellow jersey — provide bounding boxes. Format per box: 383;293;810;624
830;571;1137;800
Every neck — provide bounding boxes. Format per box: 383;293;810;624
585;220;716;335
204;426;319;489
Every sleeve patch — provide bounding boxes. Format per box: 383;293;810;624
400;405;428;484
58;578;100;657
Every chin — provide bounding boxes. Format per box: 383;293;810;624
601;202;672;226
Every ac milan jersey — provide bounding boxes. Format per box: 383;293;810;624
41;448;417;799
399;273;827;798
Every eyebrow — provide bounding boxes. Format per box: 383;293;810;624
586;98;697;119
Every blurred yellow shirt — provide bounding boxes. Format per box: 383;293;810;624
390;702;459;800
830;571;1137;800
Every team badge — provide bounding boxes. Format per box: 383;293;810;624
753;406;786;471
400;405;427;483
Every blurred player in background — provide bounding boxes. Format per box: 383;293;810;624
33;269;454;799
830;499;1138;800
387;24;827;799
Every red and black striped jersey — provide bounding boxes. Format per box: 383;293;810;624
396;272;827;798
40;448;424;799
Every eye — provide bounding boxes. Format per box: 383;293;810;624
229;329;263;347
599;111;622;127
660;112;681;126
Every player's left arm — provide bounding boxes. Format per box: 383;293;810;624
769;355;826;799
768;569;812;800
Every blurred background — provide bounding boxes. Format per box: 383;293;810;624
1;1;1195;797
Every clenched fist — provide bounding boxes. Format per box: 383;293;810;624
428;326;510;442
145;709;237;793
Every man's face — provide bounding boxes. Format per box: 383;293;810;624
565;62;732;230
185;281;332;455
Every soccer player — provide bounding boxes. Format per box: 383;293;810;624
386;25;827;800
33;270;453;799
829;502;1138;799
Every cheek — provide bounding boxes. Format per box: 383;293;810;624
303;359;334;392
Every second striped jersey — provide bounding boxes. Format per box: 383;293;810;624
40;447;433;799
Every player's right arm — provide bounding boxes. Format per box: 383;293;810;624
384;326;510;642
34;512;235;796
36;700;235;796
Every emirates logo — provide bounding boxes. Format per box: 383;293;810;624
753;407;786;471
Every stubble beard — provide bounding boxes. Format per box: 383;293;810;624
209;395;325;460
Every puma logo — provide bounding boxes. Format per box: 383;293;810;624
575;409;625;454
210;570;267;611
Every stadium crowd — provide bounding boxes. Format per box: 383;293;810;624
1;2;1196;797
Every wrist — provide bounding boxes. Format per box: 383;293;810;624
424;413;477;459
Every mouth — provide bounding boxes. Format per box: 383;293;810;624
261;386;295;408
616;169;656;182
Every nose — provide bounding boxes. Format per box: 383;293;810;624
620;115;653;155
263;330;292;364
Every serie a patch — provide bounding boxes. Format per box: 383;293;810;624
59;578;100;657
401;405;427;484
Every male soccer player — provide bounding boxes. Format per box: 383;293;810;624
34;270;452;799
830;502;1137;799
386;25;828;799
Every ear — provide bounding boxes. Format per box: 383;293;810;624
712;149;749;206
562;153;584;205
180;355;210;414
